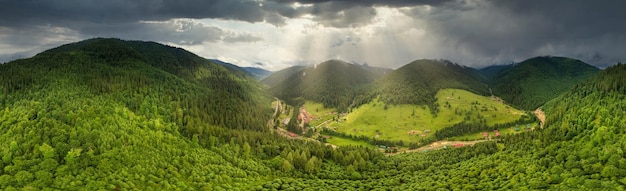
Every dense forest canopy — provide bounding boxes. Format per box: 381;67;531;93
489;56;599;110
374;59;489;115
1;38;624;190
263;60;390;111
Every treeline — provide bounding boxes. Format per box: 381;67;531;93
434;113;536;139
320;129;436;149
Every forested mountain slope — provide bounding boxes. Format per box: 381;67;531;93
1;37;624;190
264;60;390;110
490;56;599;110
209;59;272;80
0;38;391;190
242;67;273;80
266;63;626;190
479;64;513;81
261;65;308;87
375;59;488;111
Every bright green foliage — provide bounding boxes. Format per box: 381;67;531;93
38;143;55;159
489;56;599;110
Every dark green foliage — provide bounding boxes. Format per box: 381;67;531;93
375;59;488;115
434;114;536;139
478;64;513;80
263;60;390;111
489;56;599;110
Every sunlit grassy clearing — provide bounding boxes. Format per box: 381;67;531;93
303;101;336;127
331;89;525;143
321;134;375;147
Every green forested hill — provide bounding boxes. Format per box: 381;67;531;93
0;38;391;190
22;38;273;130
375;59;489;111
265;63;626;190
490;56;599;110
264;60;390;110
2;37;625;190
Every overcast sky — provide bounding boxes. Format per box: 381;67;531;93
1;0;624;70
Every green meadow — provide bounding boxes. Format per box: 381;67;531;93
302;101;337;127
321;134;375;147
329;89;526;143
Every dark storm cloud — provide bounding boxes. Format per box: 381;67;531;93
267;0;454;7
77;20;262;45
402;0;626;67
1;0;624;68
0;0;279;26
0;0;454;29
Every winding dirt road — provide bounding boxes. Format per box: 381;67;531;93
533;108;546;129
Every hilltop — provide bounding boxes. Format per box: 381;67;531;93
489;56;599;110
263;60;391;110
375;59;489;112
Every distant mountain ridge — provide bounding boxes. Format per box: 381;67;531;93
208;59;272;80
242;67;272;79
265;57;600;112
261;65;309;87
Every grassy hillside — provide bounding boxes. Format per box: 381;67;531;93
490;56;599;110
328;89;527;145
264;60;390;110
375;59;489;114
